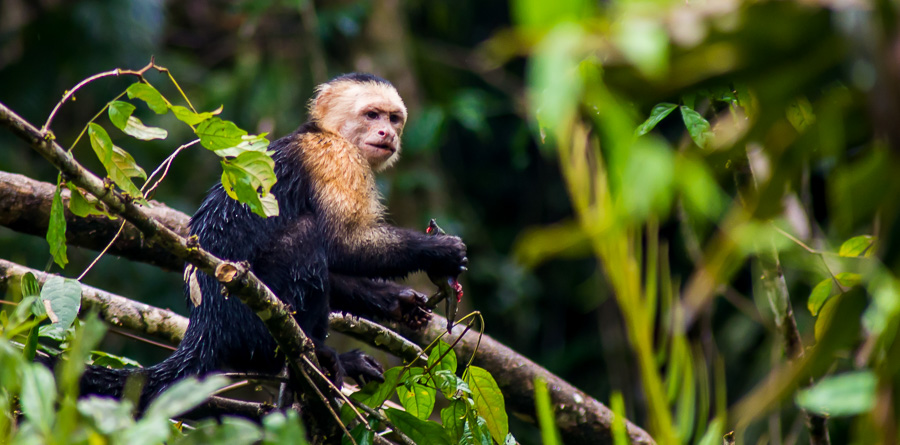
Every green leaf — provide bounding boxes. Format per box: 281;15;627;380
433;369;470;400
90;350;142;369
171;105;222;127
213;134;271;158
613;17;669;79
20;363;57;435
385;408;452;445
808;278;832;316
465;366;509;444
196;118;248;151
126;83;168;114
47;182;68;268
795;371;876;416
610;392;628;445
463;409;492;445
839;235;875;258
122;115;168;140
38;276;82;339
176;417;262;445
441;399;467;443
534;377;562;445
88;123;146;199
221;151;278;218
108;101;136;130
21;272;40;299
144;375;230;421
396;369;436;420
636;103;678;136
680;106;713;149
23;323;40;361
428;340;457;374
263;410;307;445
77;396;135;435
66;182;115;219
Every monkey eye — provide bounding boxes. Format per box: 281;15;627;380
389;114;401;124
365;111;379;120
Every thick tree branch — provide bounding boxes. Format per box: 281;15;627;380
0;101;342;437
0;125;656;443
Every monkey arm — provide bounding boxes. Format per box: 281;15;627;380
328;273;431;329
329;226;467;280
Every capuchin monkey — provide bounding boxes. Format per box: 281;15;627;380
78;73;468;407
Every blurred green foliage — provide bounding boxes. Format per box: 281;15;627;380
3;0;900;443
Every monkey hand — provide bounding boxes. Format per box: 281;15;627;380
391;288;432;330
426;235;468;279
339;349;385;387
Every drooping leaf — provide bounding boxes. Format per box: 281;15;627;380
839;235;875;258
441;399;467;443
534;377;562;445
808;278;832;316
38;276;82;339
47;182;68;268
396;369;436;420
20;363;57;435
795;371;876;416
465;366;509;444
433;369;470;400
428;340;458;374
126;82;168;114
213;134;271;158
88;123;146;199
66;182;115;219
786;97;815;132
463;409;492;445
171;105;222;127
144;375;230;421
636;103;678;136
220;151;278;218
108;100;136;130
680;106;713;149
90;350;142;369
385;408;452;445
122;115;168;140
77;396;135;435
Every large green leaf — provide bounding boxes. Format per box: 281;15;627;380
66;182;115;219
108;100;136;130
77;396;135;435
428;340;458;374
122;116;168;140
220;151;278;218
38;276;82;339
636;103;678;136
195;118;248;151
262;410;307;445
441;399;467;443
795;371;876;416
20;363;57;435
47;182;68;268
385;408;452;445
808;273;862;318
396;369;436;420
126;83;168;114
465;366;509;444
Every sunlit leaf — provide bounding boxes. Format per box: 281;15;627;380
213;133;270;158
839;235;875;258
620;139;674;221
636;103;678;136
528;25;585;144
88;123;146;199
47;182;68;268
680;106;713;149
262;410;307;445
610;392;628;445
535;377;561;445
122;115;168;140
196;117;248;151
396;369;436;420
614;17;669;79
795;371;876;416
66;182;116;219
512;0;594;28
385;408;452;445
808;278;832;316
465;366;509;444
221;151;278;217
126;82;168;114
90;350;142;369
171;105;222;127
428;340;457;374
109;100;136;130
513;220;591;268
38;276;82;339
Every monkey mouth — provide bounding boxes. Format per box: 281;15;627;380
368;143;396;154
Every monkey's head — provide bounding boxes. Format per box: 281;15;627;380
310;73;408;171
